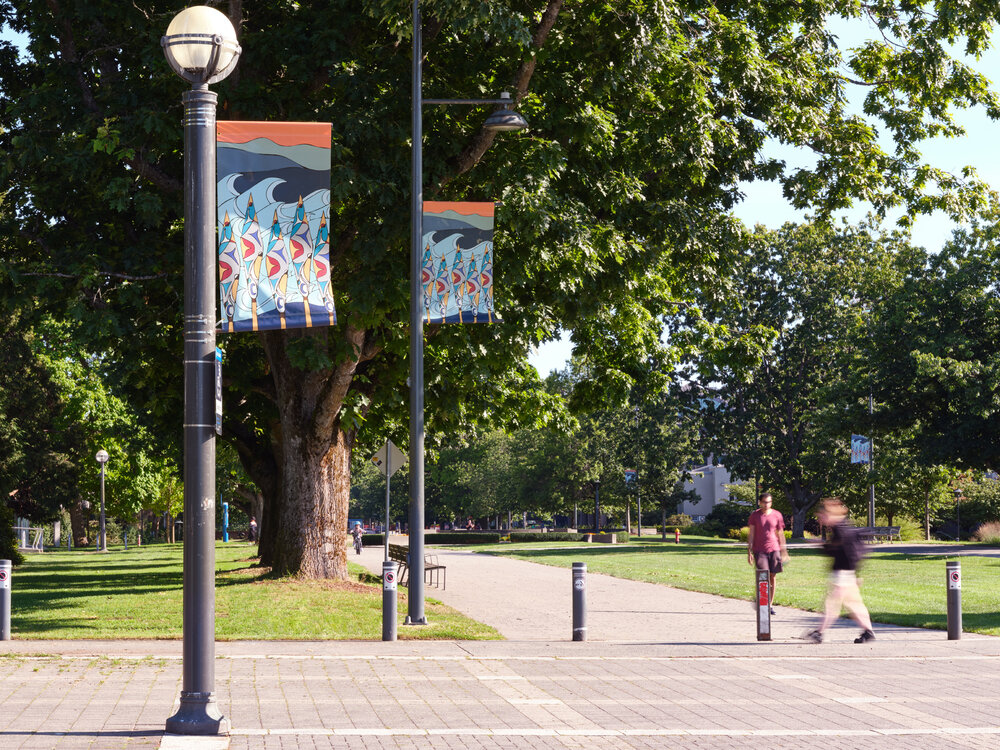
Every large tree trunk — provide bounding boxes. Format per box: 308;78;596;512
253;327;376;578
69;499;88;547
788;480;820;538
270;428;353;578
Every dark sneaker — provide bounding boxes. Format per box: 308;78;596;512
854;629;875;644
806;629;823;643
769;607;776;615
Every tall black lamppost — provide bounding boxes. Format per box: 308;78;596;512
593;480;601;534
954;487;963;541
161;5;241;736
407;0;527;625
95;450;109;551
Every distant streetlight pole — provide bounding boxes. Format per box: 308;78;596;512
593;480;601;533
407;0;527;626
161;5;241;736
95;450;109;552
635;406;641;537
954;488;962;541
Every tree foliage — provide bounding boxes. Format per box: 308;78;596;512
3;0;999;574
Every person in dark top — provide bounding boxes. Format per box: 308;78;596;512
807;497;875;644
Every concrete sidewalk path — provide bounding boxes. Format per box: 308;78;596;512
3;638;1000;749
353;539;957;644
3;540;998;749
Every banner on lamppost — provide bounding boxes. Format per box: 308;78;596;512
624;469;637;484
421;201;496;324
217;121;335;332
851;434;871;464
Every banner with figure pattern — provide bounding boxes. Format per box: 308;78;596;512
217;121;334;332
421;201;496;324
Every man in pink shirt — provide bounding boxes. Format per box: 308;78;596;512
747;492;789;615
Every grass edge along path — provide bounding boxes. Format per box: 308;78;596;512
471;538;1000;637
7;543;500;641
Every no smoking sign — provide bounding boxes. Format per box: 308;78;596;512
0;569;9;590
949;570;961;590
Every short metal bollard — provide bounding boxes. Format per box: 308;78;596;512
755;568;771;641
947;560;961;640
572;562;587;641
382;560;398;642
0;559;11;641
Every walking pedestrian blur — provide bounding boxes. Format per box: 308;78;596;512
747;492;789;615
806;497;875;644
248;516;258;543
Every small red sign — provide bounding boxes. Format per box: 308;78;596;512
758;581;769;606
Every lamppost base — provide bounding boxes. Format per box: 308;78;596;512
165;692;230;735
403;615;428;625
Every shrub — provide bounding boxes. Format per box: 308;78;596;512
972;521;1000;544
424;532;501;545
664;514;693;528
510;532;586;542
701;500;756;537
0;504;25;566
727;527;749;542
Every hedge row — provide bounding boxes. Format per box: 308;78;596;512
509;530;630;544
361;532;503;546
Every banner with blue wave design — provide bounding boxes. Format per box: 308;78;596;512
217;121;334;332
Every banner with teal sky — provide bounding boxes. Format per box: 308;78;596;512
421;201;496;324
217;121;334;332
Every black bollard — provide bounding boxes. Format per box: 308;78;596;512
382;561;398;642
572;562;587;641
946;560;961;640
756;568;771;641
0;559;10;641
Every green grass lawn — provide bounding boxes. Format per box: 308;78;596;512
7;542;500;640
474;538;1000;636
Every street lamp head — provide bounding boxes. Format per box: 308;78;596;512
95;449;110;464
162;6;241;85
483;92;528;132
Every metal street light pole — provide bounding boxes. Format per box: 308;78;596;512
408;0;527;626
96;450;109;551
954;488;962;541
161;6;240;736
593;480;601;534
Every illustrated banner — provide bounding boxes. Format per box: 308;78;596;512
851;434;871;464
421;201;496;324
217;121;335;332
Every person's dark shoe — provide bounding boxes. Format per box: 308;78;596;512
806;629;823;643
769;607;776;615
854;629;875;643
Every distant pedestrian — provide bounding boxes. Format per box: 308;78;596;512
747;492;789;615
249;516;258;543
806;498;875;644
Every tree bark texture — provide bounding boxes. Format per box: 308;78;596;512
256;328;373;578
69;499;88;547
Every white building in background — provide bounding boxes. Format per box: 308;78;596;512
681;461;733;521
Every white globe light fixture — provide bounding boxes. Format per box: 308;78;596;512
161;6;241;85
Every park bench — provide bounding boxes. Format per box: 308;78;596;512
388;543;446;590
857;526;901;543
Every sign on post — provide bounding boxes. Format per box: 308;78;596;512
215;347;223;436
756;568;771;641
371;441;407;478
